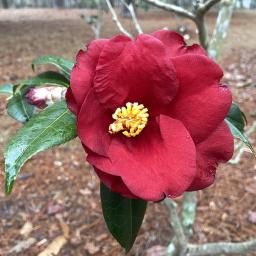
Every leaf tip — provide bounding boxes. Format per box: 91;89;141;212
4;178;14;196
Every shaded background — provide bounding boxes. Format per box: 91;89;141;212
0;1;256;255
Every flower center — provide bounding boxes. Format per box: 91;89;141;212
109;102;149;138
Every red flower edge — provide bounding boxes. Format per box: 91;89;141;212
66;30;234;201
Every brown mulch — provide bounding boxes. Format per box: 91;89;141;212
0;9;256;256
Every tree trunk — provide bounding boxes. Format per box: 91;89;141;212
250;0;256;8
239;0;244;8
2;0;9;8
207;0;235;60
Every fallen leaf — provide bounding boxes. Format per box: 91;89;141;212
20;221;33;237
79;188;92;196
248;211;256;224
146;245;167;256
38;236;67;256
60;222;69;239
96;233;108;241
47;203;64;215
8;237;36;254
84;241;100;254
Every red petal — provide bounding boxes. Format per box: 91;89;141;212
77;89;112;156
66;87;78;115
70;39;109;110
151;30;206;57
87;115;196;201
168;54;231;143
94;168;138;199
187;122;234;191
94;34;178;113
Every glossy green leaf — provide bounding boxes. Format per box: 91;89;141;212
7;88;35;123
32;56;74;79
100;183;147;252
21;71;70;88
225;102;254;154
4;101;77;195
225;119;255;155
226;102;247;132
0;83;14;95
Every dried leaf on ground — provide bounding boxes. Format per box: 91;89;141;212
20;221;33;237
38;236;67;256
8;237;37;254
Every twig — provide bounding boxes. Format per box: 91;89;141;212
143;0;196;20
208;0;235;59
120;0;143;34
187;239;256;255
200;0;222;13
143;0;221;49
195;15;209;49
181;192;197;238
105;0;133;38
165;199;187;255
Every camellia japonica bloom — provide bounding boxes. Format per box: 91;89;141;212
66;30;234;201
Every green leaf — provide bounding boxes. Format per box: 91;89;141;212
100;183;147;252
32;56;74;79
225;102;254;155
4;101;77;195
225;119;255;155
7;88;35;123
21;71;70;88
0;83;14;95
226;102;247;132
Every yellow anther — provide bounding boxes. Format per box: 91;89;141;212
109;102;149;138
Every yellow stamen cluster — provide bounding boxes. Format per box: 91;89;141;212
109;102;149;138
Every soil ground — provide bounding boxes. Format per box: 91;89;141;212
0;8;256;256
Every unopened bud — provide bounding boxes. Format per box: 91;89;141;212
26;87;67;109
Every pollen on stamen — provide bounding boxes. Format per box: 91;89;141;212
109;102;149;138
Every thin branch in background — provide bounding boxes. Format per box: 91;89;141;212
181;192;197;238
120;0;143;34
188;239;256;255
194;15;208;49
105;0;133;38
208;0;236;60
143;0;221;49
164;199;187;255
143;0;196;20
201;0;222;13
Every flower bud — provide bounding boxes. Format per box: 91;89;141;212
26;87;67;109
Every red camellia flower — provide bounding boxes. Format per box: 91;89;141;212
66;30;234;201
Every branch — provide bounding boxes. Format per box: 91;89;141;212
105;0;133;38
208;0;235;59
188;240;256;255
181;192;197;238
195;16;208;49
120;0;143;34
143;0;196;20
200;0;222;14
165;199;187;255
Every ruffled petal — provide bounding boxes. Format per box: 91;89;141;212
87;115;196;201
187;122;234;191
66;87;78;115
70;39;109;110
151;30;206;57
94;168;137;199
94;34;178;114
168;54;231;143
77;89;112;156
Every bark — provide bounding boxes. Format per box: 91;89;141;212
2;0;9;8
208;0;235;60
